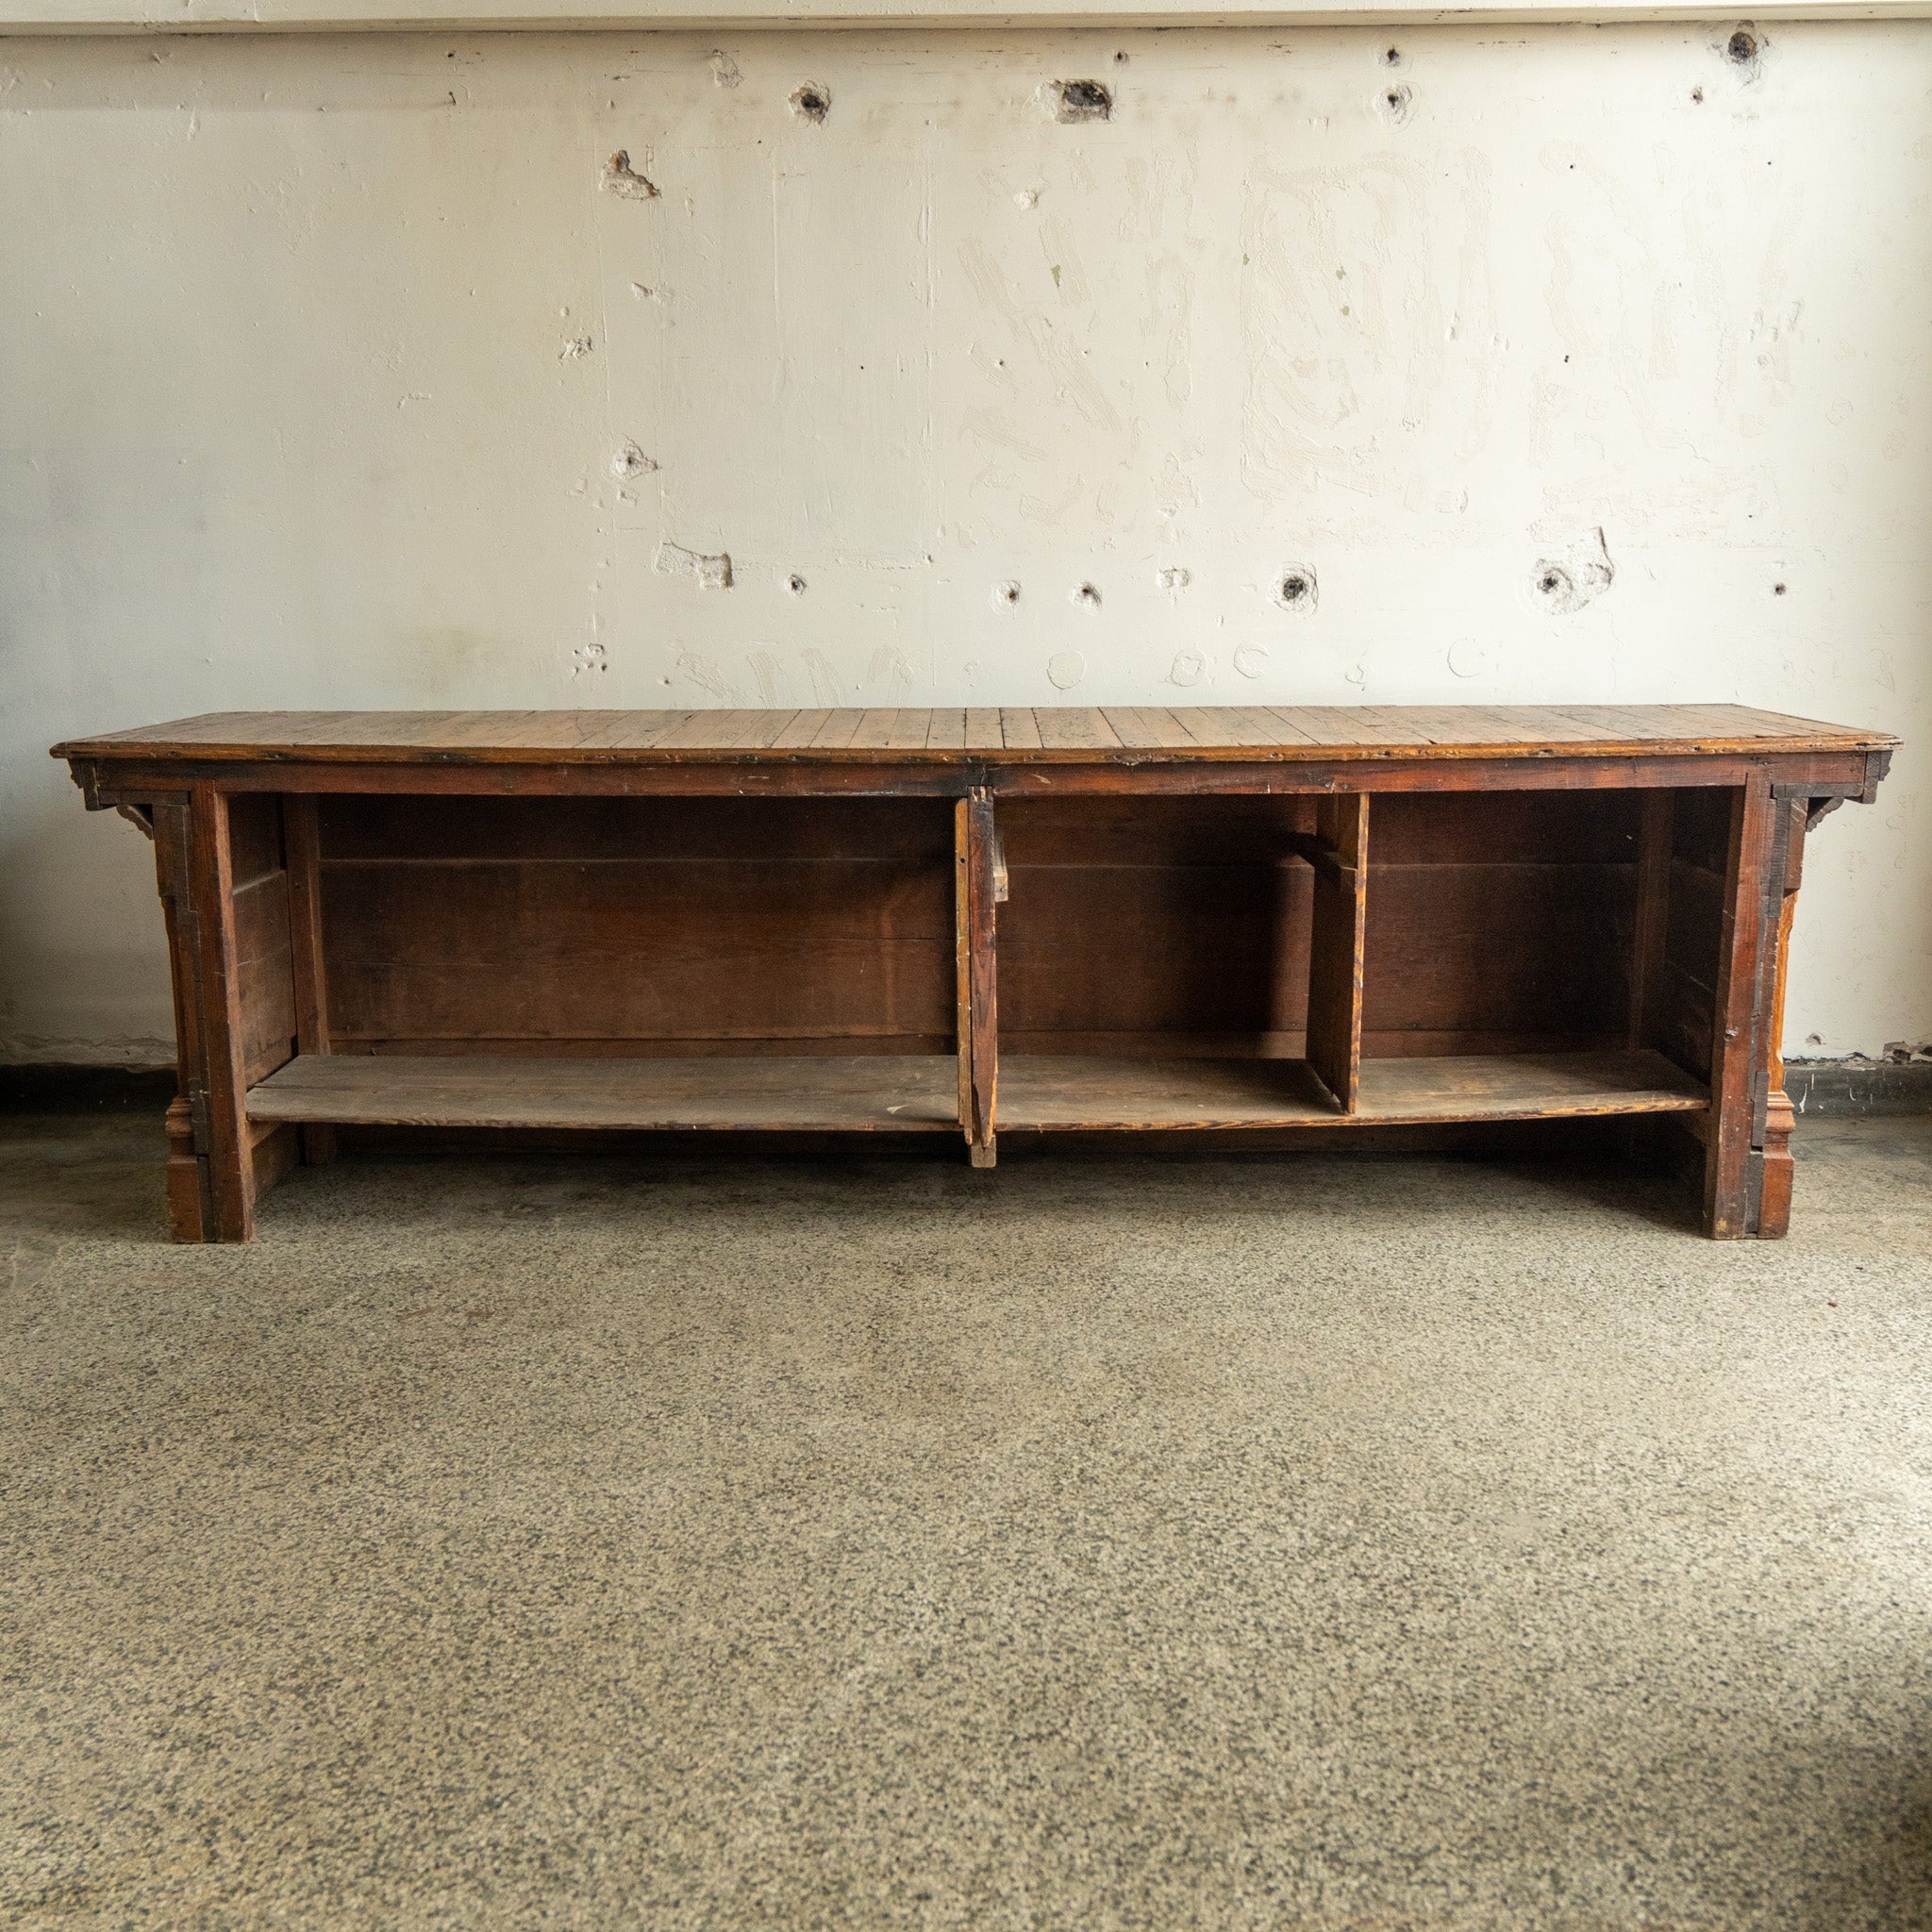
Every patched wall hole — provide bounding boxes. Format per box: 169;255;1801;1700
1053;79;1112;124
1382;43;1402;64
1274;567;1318;612
602;150;659;200
1531;528;1614;614
993;580;1021;608
1072;581;1102;607
791;82;830;123
1380;84;1413;124
611;441;658;480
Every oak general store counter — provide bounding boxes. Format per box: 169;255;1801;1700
54;704;1895;1242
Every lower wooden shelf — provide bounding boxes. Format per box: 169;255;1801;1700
999;1049;1707;1128
247;1053;963;1132
245;1047;1706;1135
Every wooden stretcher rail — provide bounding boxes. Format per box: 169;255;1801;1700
53;704;1897;1243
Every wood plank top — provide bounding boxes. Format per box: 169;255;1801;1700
54;704;1896;767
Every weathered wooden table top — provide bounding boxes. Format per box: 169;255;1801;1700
54;703;1896;765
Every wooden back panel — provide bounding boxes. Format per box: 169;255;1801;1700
998;797;1317;1054
315;794;956;1055
1363;791;1641;1055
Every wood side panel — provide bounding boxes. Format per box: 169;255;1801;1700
1306;793;1369;1110
234;874;298;1085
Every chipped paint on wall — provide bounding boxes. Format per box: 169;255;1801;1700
1;23;1928;1059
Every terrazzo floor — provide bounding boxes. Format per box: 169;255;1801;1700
3;1113;1930;1930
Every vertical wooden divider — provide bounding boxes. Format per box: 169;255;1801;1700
955;789;999;1167
187;782;258;1241
1306;791;1370;1112
283;792;338;1166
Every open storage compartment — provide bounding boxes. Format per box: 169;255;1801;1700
243;791;968;1134
992;787;1708;1132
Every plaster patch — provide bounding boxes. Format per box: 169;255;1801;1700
1530;527;1614;614
790;82;830;123
602;150;658;200
1274;565;1319;612
656;541;733;590
1047;650;1086;691
1047;79;1111;125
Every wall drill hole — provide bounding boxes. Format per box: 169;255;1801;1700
1727;25;1758;61
1274;566;1319;613
1774;582;1787;595
788;574;808;594
1072;581;1102;607
790;82;831;123
1054;79;1113;123
1383;44;1402;64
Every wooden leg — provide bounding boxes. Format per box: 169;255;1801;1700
1305;792;1370;1112
187;783;258;1242
149;800;214;1241
1703;773;1800;1238
955;790;998;1167
1755;798;1808;1238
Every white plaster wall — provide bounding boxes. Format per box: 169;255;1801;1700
1;22;1926;1061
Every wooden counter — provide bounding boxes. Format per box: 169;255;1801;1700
53;704;1896;1242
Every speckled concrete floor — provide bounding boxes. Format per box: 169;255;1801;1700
3;1116;1931;1931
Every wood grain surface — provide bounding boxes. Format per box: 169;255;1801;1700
53;704;1896;766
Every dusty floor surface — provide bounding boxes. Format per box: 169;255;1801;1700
2;1117;1930;1931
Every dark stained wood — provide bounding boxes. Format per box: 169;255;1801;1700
55;706;1892;1242
1704;774;1777;1237
186;785;257;1241
1756;798;1808;1238
955;791;999;1164
1627;790;1674;1051
1306;793;1369;1111
250;1053;959;1131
